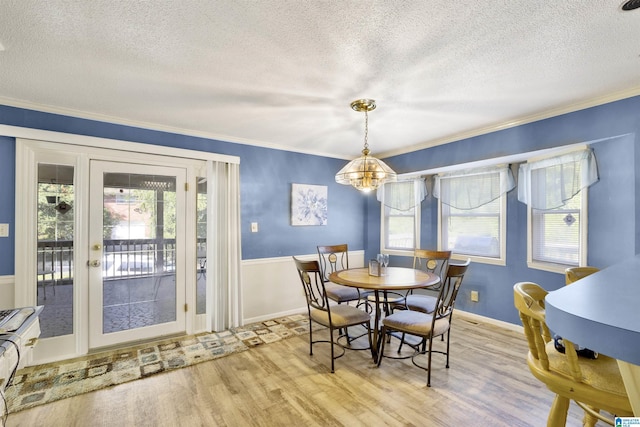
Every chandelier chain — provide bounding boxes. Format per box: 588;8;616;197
363;109;369;151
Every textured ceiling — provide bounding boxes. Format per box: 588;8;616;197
0;1;639;159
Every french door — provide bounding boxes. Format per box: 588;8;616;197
16;136;241;363
88;160;187;348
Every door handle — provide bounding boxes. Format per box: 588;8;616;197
88;260;101;267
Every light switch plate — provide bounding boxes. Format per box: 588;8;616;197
0;223;9;237
470;290;479;302
251;222;258;233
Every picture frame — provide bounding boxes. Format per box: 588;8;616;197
291;183;328;226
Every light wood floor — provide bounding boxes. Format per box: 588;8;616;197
6;314;590;427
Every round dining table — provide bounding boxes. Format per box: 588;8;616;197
329;266;440;361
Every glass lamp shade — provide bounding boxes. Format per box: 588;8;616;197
335;153;397;192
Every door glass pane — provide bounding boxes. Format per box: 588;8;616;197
37;164;74;338
196;177;207;314
102;173;177;333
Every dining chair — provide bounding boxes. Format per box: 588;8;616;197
316;244;369;309
394;259;470;352
376;258;468;386
400;249;453;314
293;256;372;373
513;282;632;426
563;266;602;426
565;266;599;285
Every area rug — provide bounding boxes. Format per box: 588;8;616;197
4;314;319;413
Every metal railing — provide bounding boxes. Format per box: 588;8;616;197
101;238;177;280
37;238;188;283
37;240;73;285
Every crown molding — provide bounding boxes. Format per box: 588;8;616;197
0;96;351;160
2;86;639;162
379;86;640;159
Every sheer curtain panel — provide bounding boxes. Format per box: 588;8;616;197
376;179;427;210
208;160;243;331
517;149;598;210
433;165;515;209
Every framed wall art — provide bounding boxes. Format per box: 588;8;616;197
291;183;328;226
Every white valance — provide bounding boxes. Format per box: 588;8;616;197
517;149;598;210
433;165;515;210
376;179;427;211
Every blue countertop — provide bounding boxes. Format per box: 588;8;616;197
546;255;640;366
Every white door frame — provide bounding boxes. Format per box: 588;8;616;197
14;134;234;363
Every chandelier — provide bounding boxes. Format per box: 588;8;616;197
335;99;397;192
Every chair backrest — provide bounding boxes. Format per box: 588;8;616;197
293;257;330;314
513;282;554;370
413;249;451;287
513;281;590;384
434;258;470;320
565;266;599;285
317;244;349;283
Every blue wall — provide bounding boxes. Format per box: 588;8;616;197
2;96;639;325
366;96;640;324
0;105;367;273
240;145;367;258
0;136;15;274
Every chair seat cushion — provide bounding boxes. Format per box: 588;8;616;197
405;294;437;313
544;340;628;397
310;304;371;328
324;282;361;303
382;310;450;337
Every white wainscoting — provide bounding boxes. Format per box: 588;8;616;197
0;275;15;310
241;251;365;324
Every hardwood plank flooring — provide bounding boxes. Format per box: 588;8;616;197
5;315;591;426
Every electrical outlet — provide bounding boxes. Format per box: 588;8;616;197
0;223;8;237
251;222;258;233
470;290;479;302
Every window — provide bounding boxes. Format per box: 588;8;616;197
440;194;501;258
518;149;598;271
384;202;418;251
379;180;426;253
435;166;513;264
531;190;582;266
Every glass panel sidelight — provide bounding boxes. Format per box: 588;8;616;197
196;177;207;314
37;164;75;338
101;173;178;333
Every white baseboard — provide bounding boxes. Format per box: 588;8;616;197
244;307;523;335
456;309;523;333
243;307;307;325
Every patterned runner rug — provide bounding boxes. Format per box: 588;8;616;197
4;314;318;413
